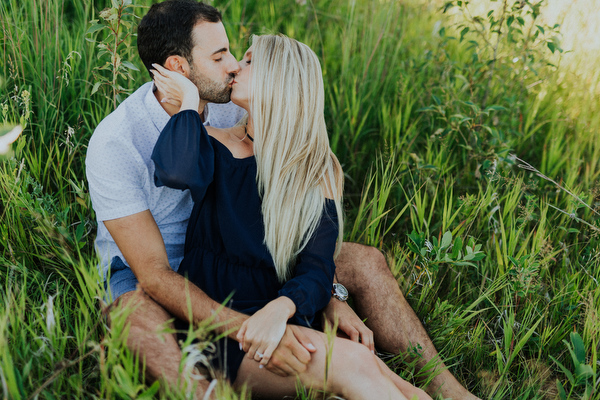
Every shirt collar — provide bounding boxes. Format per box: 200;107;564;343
203;103;213;126
144;82;173;133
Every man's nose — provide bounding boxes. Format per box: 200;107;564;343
227;54;241;75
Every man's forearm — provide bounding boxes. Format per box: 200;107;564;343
139;266;248;340
103;211;248;341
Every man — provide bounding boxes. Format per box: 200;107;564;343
86;1;479;398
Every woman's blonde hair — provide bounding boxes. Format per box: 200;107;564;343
251;34;344;282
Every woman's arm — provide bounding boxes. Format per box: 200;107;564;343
237;296;296;367
237;202;339;366
152;111;215;204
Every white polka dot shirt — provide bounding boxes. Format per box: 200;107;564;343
86;82;247;276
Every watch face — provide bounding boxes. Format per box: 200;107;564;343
334;283;348;300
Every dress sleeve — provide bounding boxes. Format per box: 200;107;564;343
151;110;215;203
278;203;339;327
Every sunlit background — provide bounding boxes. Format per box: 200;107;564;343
432;0;600;88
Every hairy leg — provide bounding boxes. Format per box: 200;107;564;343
234;328;420;400
111;290;212;399
335;243;480;400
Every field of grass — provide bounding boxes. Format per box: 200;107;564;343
1;0;599;399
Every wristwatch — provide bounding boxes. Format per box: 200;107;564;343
332;283;349;301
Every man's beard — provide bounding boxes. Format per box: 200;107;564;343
189;64;233;104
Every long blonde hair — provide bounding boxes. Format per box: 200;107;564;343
250;34;344;282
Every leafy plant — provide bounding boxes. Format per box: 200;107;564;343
506;254;540;299
551;332;599;400
407;230;486;276
441;0;563;106
86;0;142;108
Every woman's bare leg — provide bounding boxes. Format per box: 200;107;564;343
234;327;425;400
374;357;431;400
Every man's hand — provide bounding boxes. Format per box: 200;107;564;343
322;298;374;352
263;325;316;377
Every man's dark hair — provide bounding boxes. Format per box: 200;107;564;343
137;0;222;77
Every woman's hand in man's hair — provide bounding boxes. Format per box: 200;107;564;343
151;63;200;112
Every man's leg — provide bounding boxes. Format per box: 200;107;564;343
335;243;479;400
111;290;213;399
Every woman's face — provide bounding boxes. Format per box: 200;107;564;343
231;45;253;110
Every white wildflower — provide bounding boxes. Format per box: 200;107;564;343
181;341;216;397
42;293;57;333
20;90;31;119
202;379;217;400
424;240;433;252
63;125;75;154
58;51;81;87
0;125;23;155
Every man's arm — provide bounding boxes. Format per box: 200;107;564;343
104;209;247;336
104;209;315;376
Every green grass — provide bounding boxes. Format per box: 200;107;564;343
1;0;600;398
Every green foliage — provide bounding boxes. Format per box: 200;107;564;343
86;0;143;108
1;0;600;398
407;230;486;270
551;331;599;400
441;0;563;106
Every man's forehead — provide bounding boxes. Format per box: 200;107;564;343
191;21;229;53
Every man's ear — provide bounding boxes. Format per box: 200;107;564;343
163;55;190;77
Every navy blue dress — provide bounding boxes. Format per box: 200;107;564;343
151;110;339;382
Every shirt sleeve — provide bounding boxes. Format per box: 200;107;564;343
152;110;215;204
278;202;339;327
86;134;149;221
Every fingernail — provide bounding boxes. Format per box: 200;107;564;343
239;342;243;351
371;350;375;354
259;365;264;369
307;344;316;350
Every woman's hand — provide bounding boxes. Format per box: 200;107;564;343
237;296;296;367
150;63;200;112
322;297;375;352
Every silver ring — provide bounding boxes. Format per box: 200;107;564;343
256;351;264;359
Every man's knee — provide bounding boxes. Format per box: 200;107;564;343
110;289;178;343
337;242;391;281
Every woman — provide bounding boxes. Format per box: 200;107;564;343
151;34;430;400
